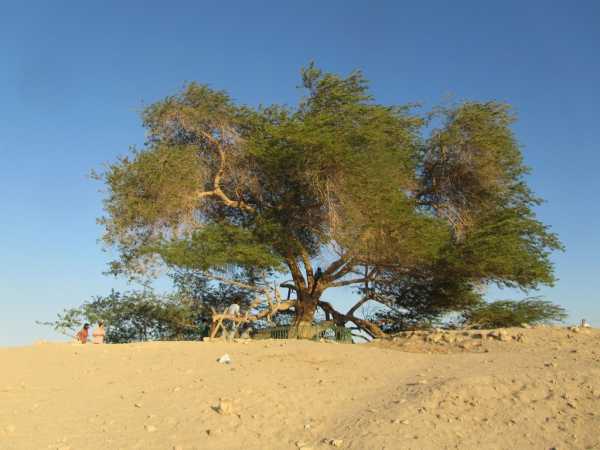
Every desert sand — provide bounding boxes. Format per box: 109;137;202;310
0;327;599;450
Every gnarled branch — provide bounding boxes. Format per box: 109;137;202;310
193;127;255;212
318;300;386;338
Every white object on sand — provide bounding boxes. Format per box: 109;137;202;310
217;354;232;364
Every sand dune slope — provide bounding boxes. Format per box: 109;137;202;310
0;327;598;450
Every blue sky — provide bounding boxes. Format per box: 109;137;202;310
1;1;598;345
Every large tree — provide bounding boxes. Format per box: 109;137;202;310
98;64;562;338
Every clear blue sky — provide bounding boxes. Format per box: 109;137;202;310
1;1;598;345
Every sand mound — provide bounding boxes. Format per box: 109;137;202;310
0;327;598;449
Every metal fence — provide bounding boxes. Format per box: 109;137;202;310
252;323;353;343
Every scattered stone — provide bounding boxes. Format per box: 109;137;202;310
216;398;234;415
304;424;311;430
392;419;410;425
427;335;442;344
329;439;344;447
296;441;313;450
499;331;511;342
442;334;455;344
144;424;157;433
487;331;499;340
520;323;531;329
217;354;232;364
134;403;142;408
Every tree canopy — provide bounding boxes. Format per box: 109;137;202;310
97;64;563;337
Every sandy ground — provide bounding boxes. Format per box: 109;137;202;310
0;327;599;450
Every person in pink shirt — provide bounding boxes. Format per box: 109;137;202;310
92;321;106;344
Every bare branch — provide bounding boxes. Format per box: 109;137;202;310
328;267;377;289
298;245;314;286
323;255;350;278
328;277;368;288
203;273;268;293
286;254;307;290
280;283;299;292
318;300;386;338
193;128;255;213
347;295;370;317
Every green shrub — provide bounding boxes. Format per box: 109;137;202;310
463;298;567;329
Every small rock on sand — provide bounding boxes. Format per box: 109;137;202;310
216;398;234;415
392;419;410;425
144;424;157;433
217;354;232;364
296;444;314;450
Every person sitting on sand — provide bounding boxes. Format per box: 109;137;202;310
76;323;90;344
92;321;106;344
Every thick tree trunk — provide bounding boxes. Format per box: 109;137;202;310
290;290;320;339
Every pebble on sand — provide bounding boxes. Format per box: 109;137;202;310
296;444;314;450
392;419;410;425
216;398;234;415
217;354;232;364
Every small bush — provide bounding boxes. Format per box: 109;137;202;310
463;298;567;329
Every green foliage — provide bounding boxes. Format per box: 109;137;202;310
40;270;263;343
95;64;564;334
40;291;208;343
419;103;563;286
371;268;483;332
154;224;285;272
463;298;567;328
